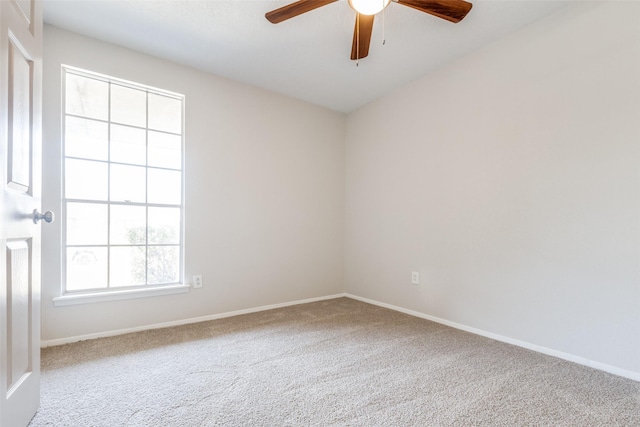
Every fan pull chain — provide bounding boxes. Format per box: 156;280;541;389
382;6;386;45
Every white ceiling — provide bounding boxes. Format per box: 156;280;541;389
43;0;570;113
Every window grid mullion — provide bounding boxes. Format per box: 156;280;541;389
64;112;182;138
62;66;184;293
65;198;181;208
145;90;149;286
64;156;182;173
107;81;112;290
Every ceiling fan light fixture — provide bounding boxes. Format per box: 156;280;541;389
348;0;391;16
265;0;473;60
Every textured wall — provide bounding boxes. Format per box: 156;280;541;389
345;2;640;376
41;2;640;380
41;26;346;341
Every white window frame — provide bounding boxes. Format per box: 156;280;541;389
53;65;188;306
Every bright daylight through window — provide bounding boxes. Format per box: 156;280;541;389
62;66;184;295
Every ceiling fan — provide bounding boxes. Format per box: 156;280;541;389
265;0;473;61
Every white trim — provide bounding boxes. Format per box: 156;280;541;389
43;291;639;382
42;293;346;347
345;294;640;382
52;284;190;307
62;64;184;99
61;65;186;296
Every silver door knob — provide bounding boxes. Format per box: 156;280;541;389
33;209;55;224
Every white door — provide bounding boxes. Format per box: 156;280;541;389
0;0;43;426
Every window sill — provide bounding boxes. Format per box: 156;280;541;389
52;284;190;307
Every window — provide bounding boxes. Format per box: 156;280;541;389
59;66;185;301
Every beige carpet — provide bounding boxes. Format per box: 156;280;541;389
29;298;639;426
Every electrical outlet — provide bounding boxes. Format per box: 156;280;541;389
411;271;420;285
193;275;203;289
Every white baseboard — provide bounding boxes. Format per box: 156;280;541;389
345;293;640;382
40;293;347;348
41;291;639;383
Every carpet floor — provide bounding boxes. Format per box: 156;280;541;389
29;297;639;426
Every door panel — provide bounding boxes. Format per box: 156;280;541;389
7;239;32;393
11;1;33;28
8;38;32;192
0;0;42;425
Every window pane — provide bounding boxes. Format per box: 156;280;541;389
110;164;146;203
65;73;108;120
110;205;146;245
66;247;108;291
148;168;181;205
63;68;184;293
66;159;108;201
67;203;108;245
147;246;179;284
110;124;146;165
148;207;180;244
111;84;146;127
148;131;181;169
65;116;108;160
110;246;146;287
148;93;181;133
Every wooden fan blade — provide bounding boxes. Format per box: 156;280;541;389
396;0;472;23
265;0;338;24
350;13;375;60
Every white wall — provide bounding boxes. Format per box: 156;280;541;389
41;26;345;341
42;2;640;379
345;2;640;376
